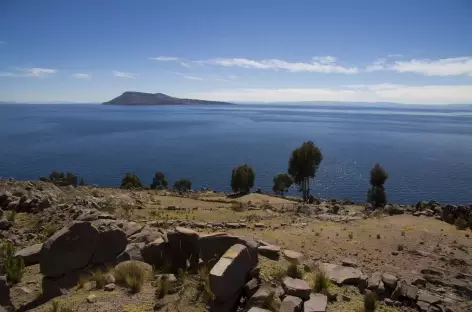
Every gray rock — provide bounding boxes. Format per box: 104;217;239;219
247;285;280;308
391;280;418;301
258;245;280;260
104;283;115;291
104;273;115;284
198;233;258;268
244;278;259;297
342;258;357;268
141;237;171;268
40;221;99;277
167;227;199;270
119;221;144;237
318;263;362;285
210;244;254;302
304;293;328;312
87;294;96;303
0;220;12;231
14;243;42;266
282;277;311;300
282;250;304;265
128;228;161;244
381;273;398;290
91;220;127;264
38;197;51;209
116;243;144;262
280;295;303;312
367;272;383;291
247;308;272;312
155;274;177;283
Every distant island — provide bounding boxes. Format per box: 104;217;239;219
102;91;232;106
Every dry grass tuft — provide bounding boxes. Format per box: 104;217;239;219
114;261;148;293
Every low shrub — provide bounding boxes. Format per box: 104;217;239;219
0;241;25;284
48;301;74;312
156;275;169;299
231;202;247;212
455;217;468;230
90;269;107;289
364;291;377;312
313;271;330;293
197;265;215;301
7;210;16;222
286;263;303;279
114;261;148;293
262;290;279;312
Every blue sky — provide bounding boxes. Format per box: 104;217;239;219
1;0;472;104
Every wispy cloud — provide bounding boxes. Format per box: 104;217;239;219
179;61;191;68
149;56;191;68
113;70;137;79
174;72;203;81
0;72;13;77
22;67;57;77
186;84;472;104
72;73;90;79
365;56;472;76
197;56;359;74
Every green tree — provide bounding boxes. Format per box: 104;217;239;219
231;164;255;194
120;173;143;189
49;170;62;181
79;177;85;186
272;173;294;196
151;172;168;190
66;172;75;178
173;179;192;191
288;141;323;201
367;164;388;208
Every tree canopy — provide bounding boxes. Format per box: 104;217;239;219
367;164;388;208
120;173;143;189
231;164;255;194
173;179;192;191
272;173;294;196
370;164;388;187
151;171;168;190
288;141;323;200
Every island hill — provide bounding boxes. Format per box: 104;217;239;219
102;91;232;106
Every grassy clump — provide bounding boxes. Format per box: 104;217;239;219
156;275;169;299
262;291;279;312
363;291;377;312
397;244;404;251
197;266;215;301
286;263;303;279
114;261;148;293
455;217;468;230
0;241;25;284
376;234;381;239
76;275;88;289
348;232;354;240
7;210;16;222
47;301;74;312
313;271;330;293
231;202;247;212
42;223;61;241
90;268;107;289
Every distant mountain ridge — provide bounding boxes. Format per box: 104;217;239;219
102;91;232;106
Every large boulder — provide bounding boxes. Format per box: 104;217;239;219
304;293;327;312
258;245;280;260
391;280;418;301
198;233;258;268
210;244;254;302
40;222;99;277
247;285;281;308
0;276;10;307
282;277;311;300
280;295;303;312
366;272;385;294
282;250;304;265
167;227;199;270
381;273;398;290
14;243;42;266
141;237;172;268
318;263;362;285
116;243;144;262
90;220;127;264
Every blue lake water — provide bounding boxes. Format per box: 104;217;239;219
1;103;471;204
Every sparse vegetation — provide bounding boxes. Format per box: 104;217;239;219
156;275;170;299
397;244;404;251
76;275;88;289
455;217;468;230
0;241;25;284
363;291;377;312
231;202;247;212
120;172;143;189
262;290;279;312
47;301;74;312
401;230;405;236
7;210;16;222
90;268;107;289
114;261;148;293
348;232;354;240
288;141;323;201
231;164;255;194
286;263;303;279
197;265;215;302
173;179;192;192
313;271;330;293
43;222;61;240
376;234;381;239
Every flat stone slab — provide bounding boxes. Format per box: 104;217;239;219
280;295;303;312
282;277;311;300
282;249;304;265
304;293;328;312
318;262;362;285
15;243;42;266
258;245;280;260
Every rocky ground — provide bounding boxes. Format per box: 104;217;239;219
0;178;471;312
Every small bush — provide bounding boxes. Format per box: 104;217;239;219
156;275;169;299
43;223;61;239
455;217;468;230
397;244;404;251
197;266;215;301
231;202;247;212
90;269;107;289
286;264;303;279
7;210;16;222
114;261;147;293
364;291;377;312
77;275;88;289
0;241;24;284
120;173;143;189
401;230;405;236
173;179;192;192
376;234;381;239
348;232;354;240
48;301;75;312
313;271;330;293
